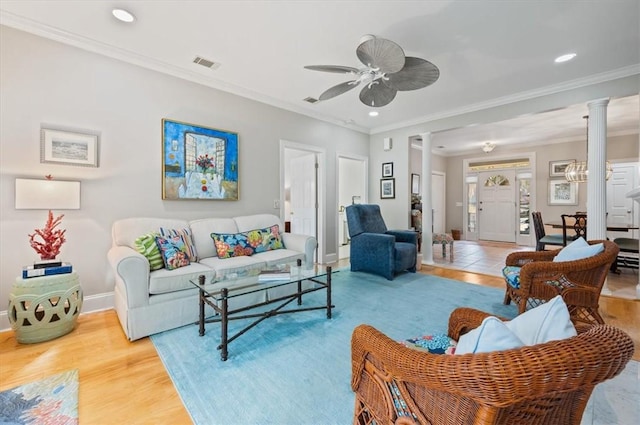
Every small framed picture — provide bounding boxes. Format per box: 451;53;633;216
549;159;574;177
380;178;395;199
382;162;393;178
548;180;578;205
41;125;100;167
411;173;420;195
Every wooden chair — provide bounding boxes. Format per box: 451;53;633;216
561;213;587;246
503;240;619;325
611;237;639;272
351;307;634;425
531;211;564;251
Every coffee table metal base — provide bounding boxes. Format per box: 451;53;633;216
196;266;333;361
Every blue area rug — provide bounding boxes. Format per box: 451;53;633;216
0;369;79;425
151;271;638;424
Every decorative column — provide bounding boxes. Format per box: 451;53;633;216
421;132;434;265
586;98;609;241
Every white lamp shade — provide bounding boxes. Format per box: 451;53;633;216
15;178;81;210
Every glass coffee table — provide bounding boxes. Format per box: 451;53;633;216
190;260;334;361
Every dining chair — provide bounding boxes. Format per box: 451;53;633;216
531;211;564;251
561;213;587;246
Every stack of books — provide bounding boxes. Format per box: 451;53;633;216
22;261;73;279
258;268;291;283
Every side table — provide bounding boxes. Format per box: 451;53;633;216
8;272;83;343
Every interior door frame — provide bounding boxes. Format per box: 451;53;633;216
280;140;326;263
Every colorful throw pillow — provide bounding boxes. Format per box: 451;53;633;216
155;235;190;270
159;227;198;262
502;266;521;289
245;225;284;253
211;232;255;259
401;333;457;355
134;232;164;271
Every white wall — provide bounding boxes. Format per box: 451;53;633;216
0;26;369;324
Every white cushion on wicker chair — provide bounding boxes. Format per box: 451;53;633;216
506;295;577;345
455;316;524;354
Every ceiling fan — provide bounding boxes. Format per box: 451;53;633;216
304;35;440;108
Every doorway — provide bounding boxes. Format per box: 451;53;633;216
281;141;326;263
478;170;517;242
337;154;368;260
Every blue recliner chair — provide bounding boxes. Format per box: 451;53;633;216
346;204;417;280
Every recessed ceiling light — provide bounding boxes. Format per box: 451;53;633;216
112;8;135;23
554;53;576;63
368;111;379;117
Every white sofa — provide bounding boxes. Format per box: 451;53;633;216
107;214;317;340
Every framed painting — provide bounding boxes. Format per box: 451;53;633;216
549;159;574;177
380;178;395;199
162;119;238;200
548;180;578;205
382;162;393;178
40;125;100;167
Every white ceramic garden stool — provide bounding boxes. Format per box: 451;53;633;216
8;272;83;343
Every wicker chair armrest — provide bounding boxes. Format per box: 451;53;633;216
505;250;557;266
447;307;508;340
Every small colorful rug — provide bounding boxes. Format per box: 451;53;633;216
0;369;79;425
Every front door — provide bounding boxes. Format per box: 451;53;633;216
607;163;639;239
478;170;516;242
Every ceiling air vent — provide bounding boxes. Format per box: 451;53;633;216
193;56;220;70
303;97;318;104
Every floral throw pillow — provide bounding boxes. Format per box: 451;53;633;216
159;227;198;262
245;225;284;254
155;235;190;270
401;333;457;355
211;233;255;259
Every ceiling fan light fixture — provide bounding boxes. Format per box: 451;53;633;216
368;111;379;117
112;8;135;23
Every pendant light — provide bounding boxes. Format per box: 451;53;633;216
564;115;613;182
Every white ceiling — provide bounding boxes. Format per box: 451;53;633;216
1;0;639;151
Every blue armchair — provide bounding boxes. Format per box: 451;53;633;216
346;204;417;280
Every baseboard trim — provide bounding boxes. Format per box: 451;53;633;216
0;291;115;333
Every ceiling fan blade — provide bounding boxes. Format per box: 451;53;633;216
356;37;405;74
359;83;397;107
304;65;359;74
385;57;440;91
319;80;360;101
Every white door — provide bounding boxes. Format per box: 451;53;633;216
432;172;445;233
607;163;639;239
290;153;317;237
338;155;367;259
478;170;516;242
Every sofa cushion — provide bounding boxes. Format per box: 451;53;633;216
553;237;604;262
189;218;239;259
234;214;284;233
134;232;164;271
252;249;305;267
156;235;191;270
160;227;198;262
113;217;190;249
148;263;215;295
199;255;267;281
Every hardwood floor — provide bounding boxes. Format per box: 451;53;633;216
1;265;637;423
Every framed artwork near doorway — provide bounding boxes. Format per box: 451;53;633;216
380;178;395;199
548;179;578;205
549;159;574;177
382;162;393;178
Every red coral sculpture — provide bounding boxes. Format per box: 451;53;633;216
29;210;67;260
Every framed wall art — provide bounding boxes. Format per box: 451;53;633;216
380;178;395;199
40;125;100;167
382;162;393;178
549;159;574;177
548;179;578;205
162;118;239;200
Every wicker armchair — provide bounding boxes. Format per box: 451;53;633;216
503;240;619;325
351;307;634;425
